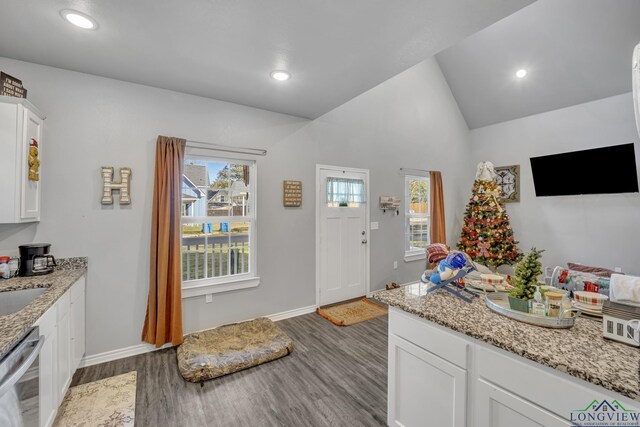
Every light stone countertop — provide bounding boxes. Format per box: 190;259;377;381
373;283;640;401
0;258;87;359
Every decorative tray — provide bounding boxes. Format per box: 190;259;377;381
485;293;579;329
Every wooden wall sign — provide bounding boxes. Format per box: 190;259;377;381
283;180;302;207
101;166;132;205
1;72;27;99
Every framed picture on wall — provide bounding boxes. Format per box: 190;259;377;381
495;165;520;203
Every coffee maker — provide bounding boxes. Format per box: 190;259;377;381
19;243;56;276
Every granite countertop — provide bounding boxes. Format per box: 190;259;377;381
0;257;87;359
373;283;640;401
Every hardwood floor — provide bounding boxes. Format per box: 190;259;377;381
72;312;388;427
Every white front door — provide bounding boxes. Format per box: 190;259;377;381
317;166;369;306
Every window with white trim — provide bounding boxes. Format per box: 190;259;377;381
404;175;430;260
181;155;257;295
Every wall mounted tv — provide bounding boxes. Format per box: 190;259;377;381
530;143;639;197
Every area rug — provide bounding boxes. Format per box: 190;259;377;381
317;298;388;326
177;317;293;382
54;371;137;427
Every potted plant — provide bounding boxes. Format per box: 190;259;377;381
508;247;544;313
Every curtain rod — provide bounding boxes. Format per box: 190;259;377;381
186;140;267;156
400;167;432;174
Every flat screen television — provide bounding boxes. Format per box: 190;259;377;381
530;143;639;197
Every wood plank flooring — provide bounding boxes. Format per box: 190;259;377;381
71;312;388;427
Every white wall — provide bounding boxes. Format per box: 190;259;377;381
0;56;471;357
470;93;640;274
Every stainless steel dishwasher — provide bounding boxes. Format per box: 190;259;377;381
0;327;44;427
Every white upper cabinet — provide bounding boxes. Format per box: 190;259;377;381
0;95;45;223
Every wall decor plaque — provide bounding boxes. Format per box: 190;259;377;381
0;72;27;99
494;164;520;203
283;180;302;207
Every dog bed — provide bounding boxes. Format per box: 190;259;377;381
177;317;293;382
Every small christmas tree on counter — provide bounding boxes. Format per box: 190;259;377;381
457;161;520;269
509;247;544;302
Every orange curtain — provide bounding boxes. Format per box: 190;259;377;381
429;171;446;245
142;136;186;347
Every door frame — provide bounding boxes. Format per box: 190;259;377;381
315;164;371;307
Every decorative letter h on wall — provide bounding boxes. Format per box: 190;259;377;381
101;167;132;205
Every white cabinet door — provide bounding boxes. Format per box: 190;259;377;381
35;306;57;427
476;379;571;427
70;277;86;372
56;291;71;404
389;335;467;427
19;107;43;221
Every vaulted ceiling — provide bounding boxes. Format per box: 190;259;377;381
436;0;640;129
0;0;532;119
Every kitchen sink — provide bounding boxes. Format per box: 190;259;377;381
0;287;49;316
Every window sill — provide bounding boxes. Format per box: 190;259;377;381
182;276;260;299
404;252;426;263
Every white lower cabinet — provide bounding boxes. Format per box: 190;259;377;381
476;379;570;427
389;335;467;427
56;291;71;405
34;306;56;427
388;308;638;427
34;275;86;427
70;277;86;373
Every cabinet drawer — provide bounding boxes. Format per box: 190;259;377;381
389;308;468;369
70;276;85;301
476;345;638;419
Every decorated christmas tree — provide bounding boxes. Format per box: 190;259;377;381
457;161;520;269
510;248;544;301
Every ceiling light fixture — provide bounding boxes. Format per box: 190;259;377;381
270;70;291;81
515;69;527;79
60;10;98;30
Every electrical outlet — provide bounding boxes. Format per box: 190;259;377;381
393;261;398;269
370;221;379;230
205;294;213;303
614;267;622;273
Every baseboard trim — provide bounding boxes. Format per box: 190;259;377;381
78;342;173;369
266;304;317;322
78;304;318;369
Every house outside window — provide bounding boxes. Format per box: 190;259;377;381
404;175;430;262
181;156;258;297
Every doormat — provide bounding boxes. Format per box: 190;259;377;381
317;298;388;326
54;371;136;427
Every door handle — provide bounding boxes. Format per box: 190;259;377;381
362;239;367;244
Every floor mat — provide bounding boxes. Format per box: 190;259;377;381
54;371;137;427
317;298;388;326
177;317;293;382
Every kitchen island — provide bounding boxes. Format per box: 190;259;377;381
373;283;639;427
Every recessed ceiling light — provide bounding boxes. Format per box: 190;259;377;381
515;69;527;79
61;10;98;30
270;70;291;81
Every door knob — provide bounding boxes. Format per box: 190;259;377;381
362;239;368;244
